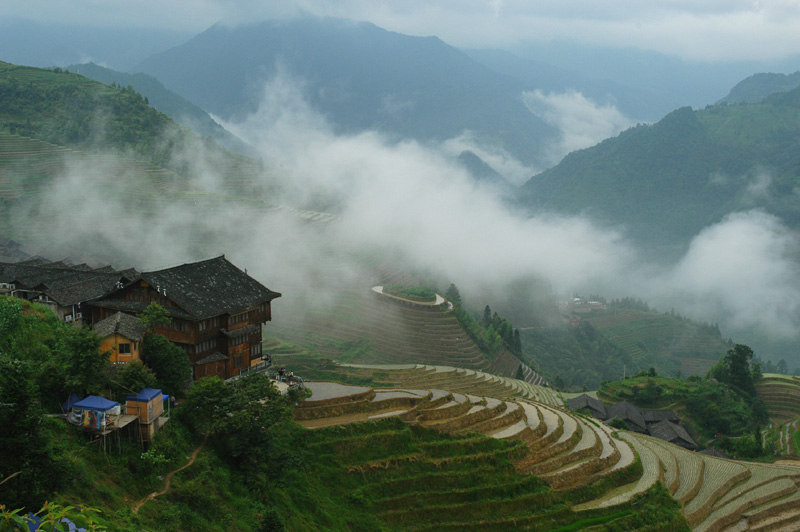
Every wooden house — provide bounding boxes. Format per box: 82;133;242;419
567;393;607;419
88;255;281;380
93;312;147;363
0;259;137;325
126;387;167;442
606;400;648;433
648;420;698;450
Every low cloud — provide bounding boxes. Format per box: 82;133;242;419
18;70;800;353
522;90;634;164
654;211;800;338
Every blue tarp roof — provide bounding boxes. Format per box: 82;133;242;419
26;514;86;532
62;392;81;411
126;387;162;402
72;395;119;412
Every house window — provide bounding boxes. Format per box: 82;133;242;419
119;343;131;355
234;355;242;368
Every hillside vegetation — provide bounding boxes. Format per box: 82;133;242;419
519;90;800;256
0;61;270;197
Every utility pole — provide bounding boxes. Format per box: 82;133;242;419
623;364;627;380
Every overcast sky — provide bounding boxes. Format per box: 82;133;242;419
4;0;800;62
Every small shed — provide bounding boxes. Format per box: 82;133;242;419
126;387;164;424
126;387;168;443
69;395;120;430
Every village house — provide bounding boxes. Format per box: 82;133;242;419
87;255;281;380
0;259;137;324
1;254;281;380
92;311;148;363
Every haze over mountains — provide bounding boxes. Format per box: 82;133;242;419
2;12;800;364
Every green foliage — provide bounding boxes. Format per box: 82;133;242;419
141;333;191;396
444;283;461;304
60;326;108;396
709;344;760;397
107;361;158;402
0;357;68;510
522;321;632;390
601;374;768;442
137;303;171;331
519;95;800;258
0;502;106;532
181;374;292;473
383;285;436;302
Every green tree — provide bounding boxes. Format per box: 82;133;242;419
59;326;108;396
138;302;171;331
444;283;461;304
107;360;157;401
724;344;757;396
515;364;525;380
0;357;68;510
141;334;191;395
181;374;292;470
482;305;491;327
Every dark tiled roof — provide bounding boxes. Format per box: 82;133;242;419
138;255;281;319
606;401;647;432
92;312;147;341
0;262;138;306
196;352;228;364
567;394;607;418
642;409;679;423
648;420;698;449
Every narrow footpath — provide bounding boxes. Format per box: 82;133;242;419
132;433;209;514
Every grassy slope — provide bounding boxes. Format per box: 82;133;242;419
0;61;270;196
585;310;729;378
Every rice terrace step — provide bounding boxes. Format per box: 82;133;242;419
294;372;800;531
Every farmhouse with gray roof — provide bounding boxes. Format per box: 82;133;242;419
88;255;281;380
567;394;607;419
648;420;698;450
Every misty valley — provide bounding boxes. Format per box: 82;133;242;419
2;9;800;532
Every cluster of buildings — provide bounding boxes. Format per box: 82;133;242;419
0;253;281;381
568;394;698;450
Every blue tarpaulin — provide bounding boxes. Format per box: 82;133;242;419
26;514;86;531
61;392;81;411
126;387;162;402
72;395;118;412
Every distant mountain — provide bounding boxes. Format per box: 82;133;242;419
66;62;254;155
133;16;557;168
515;41;800;115
718;71;800;104
463;48;664;122
0;18;190;71
518;88;800;257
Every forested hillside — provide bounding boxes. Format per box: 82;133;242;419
0;61;268;193
519;89;800;257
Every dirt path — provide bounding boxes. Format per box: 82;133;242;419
133;434;209;514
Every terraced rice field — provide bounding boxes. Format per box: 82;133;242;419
292;367;800;531
270;287;547;386
756;374;800;423
585;311;726;376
